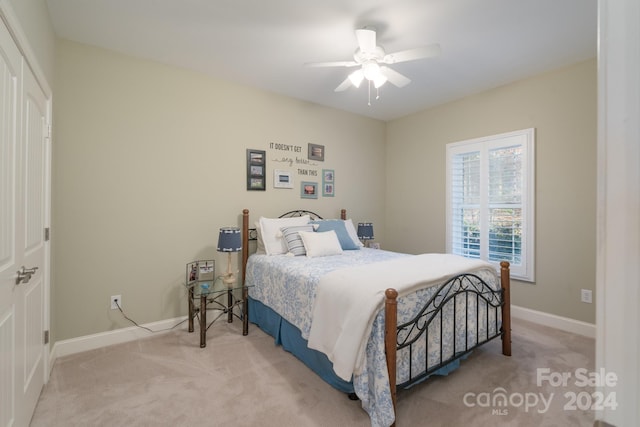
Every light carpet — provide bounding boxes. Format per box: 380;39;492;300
31;317;595;426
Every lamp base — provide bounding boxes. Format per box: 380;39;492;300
222;273;236;288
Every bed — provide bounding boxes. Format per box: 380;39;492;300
241;208;511;427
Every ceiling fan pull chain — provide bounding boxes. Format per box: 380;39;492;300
376;86;380;100
368;80;372;106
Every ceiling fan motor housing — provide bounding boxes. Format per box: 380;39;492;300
354;46;386;64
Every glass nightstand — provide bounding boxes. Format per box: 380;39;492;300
186;276;250;348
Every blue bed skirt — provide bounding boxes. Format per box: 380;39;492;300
249;296;464;395
249;296;355;393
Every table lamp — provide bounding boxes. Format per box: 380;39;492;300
357;222;374;247
217;227;242;286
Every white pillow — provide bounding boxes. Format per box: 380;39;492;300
299;230;343;257
254;223;266;255
258;215;311;255
344;218;364;248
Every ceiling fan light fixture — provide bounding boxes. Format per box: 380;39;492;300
373;74;387;89
362;61;381;81
349;69;364;88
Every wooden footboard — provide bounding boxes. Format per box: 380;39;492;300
384;261;511;426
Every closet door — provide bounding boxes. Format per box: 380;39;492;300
18;46;48;427
0;17;23;427
0;18;48;427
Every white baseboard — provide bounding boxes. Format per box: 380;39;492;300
511;305;595;338
50;316;189;366
47;306;594;370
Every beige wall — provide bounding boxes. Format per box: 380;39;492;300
385;59;597;323
52;40;386;341
52;43;597;341
36;15;595;340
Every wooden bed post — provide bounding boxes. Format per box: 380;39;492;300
242;209;249;283
500;261;512;356
385;288;398;427
340;209;346;220
242;209;250;336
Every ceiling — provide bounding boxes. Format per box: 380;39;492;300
45;0;597;121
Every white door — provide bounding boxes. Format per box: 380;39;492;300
0;18;49;427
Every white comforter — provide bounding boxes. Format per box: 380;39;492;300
307;253;493;381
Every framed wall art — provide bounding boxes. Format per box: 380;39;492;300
273;169;294;189
308;143;325;161
322;169;334;197
246;149;266;191
301;181;318;199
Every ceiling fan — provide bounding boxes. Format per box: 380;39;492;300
305;27;441;95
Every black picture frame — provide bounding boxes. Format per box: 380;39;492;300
247;149;266;191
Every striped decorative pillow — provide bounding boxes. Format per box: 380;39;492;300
281;225;315;256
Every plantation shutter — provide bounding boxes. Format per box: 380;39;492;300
451;151;481;259
488;146;523;264
447;129;534;281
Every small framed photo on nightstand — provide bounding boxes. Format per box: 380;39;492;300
186;260;215;285
187;262;198;285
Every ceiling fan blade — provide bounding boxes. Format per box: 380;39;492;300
334;76;353;92
380;66;411;88
355;28;377;53
304;60;359;68
382;44;441;64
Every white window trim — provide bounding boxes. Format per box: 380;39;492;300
446;128;535;281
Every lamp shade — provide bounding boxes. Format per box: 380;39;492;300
357;223;374;240
217;227;242;252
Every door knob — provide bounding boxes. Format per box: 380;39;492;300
16;266;38;285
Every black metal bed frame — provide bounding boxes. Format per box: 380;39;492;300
395;273;504;388
278;209;325;219
245;209;325;242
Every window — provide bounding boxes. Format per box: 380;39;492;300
446;128;535;281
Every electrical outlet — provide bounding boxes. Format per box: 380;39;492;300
111;295;122;310
581;289;592;304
